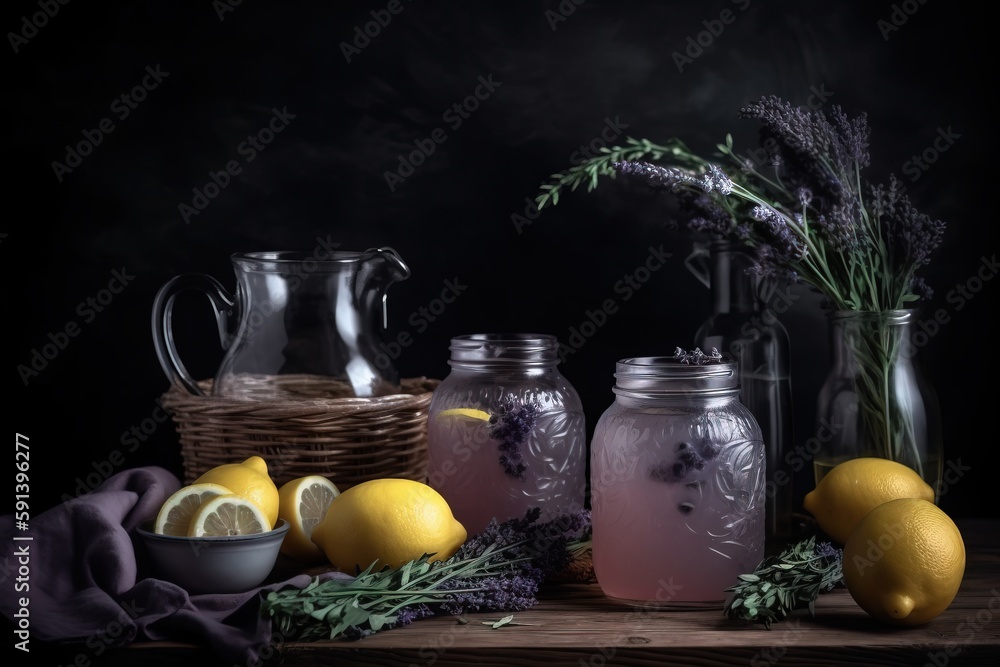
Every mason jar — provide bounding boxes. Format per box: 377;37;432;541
426;334;587;536
590;352;765;607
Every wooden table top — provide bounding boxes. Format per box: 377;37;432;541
44;517;1000;666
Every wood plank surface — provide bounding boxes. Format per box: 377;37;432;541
50;518;1000;666
271;518;1000;666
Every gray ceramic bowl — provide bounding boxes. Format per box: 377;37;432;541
136;519;290;594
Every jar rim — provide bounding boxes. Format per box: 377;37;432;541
614;354;739;397
449;333;560;367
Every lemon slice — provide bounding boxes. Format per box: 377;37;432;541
187;493;270;537
437;408;491;421
277;475;341;563
154;483;233;536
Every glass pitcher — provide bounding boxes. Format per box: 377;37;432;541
152;246;410;398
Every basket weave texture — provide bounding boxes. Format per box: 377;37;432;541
160;375;440;490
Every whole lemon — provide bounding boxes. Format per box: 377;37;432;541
311;478;467;574
803;457;934;544
842;498;965;625
193;456;280;528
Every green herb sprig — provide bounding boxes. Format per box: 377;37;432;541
535;137;701;209
261;509;591;641
724;536;844;628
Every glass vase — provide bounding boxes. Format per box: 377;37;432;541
813;310;943;499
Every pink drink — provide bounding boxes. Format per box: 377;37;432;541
428;406;586;536
590;356;765;607
426;334;587;537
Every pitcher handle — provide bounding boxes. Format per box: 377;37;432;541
151;273;236;396
684;241;712;289
359;247;411;330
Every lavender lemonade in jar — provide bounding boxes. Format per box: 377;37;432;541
426;334;587;536
590;348;765;607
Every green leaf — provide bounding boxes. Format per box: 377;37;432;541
492;614;515;629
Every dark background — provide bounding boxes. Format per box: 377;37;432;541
6;1;995;521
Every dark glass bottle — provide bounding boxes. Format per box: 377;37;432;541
687;240;794;540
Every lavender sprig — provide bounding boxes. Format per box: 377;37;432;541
538;96;947;311
261;508;592;642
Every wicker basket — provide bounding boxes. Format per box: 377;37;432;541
159;374;440;490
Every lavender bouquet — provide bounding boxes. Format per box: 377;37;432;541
536;95;947;478
262;507;591;641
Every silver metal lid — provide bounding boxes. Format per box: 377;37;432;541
449;333;559;368
613;354;739;397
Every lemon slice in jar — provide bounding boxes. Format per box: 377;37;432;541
436;408;491;421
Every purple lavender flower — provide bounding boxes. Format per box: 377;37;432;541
673;346;723;365
438;507;592;615
489;395;538;480
868;174;946;273
649;438;720;484
439;575;539;615
813;541;845;591
395;604;435;626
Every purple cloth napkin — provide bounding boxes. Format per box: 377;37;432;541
0;466;350;665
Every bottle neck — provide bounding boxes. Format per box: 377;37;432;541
829;310;916;373
710;248;761;314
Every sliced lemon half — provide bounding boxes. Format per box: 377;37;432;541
187;493;270;537
154;482;233;536
277;475;341;563
437;408;491;422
